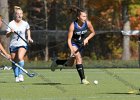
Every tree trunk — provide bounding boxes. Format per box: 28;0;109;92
0;0;9;52
47;0;57;30
122;36;130;60
122;0;130;60
44;0;49;61
78;0;86;8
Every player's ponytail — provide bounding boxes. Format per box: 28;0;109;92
69;5;86;17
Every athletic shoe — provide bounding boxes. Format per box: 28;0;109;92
128;89;140;94
19;74;24;82
81;79;90;85
50;59;58;71
15;77;20;83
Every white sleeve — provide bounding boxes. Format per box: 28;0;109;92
6;23;12;32
26;22;30;30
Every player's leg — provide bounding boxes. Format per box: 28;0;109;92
11;52;20;82
18;47;27;82
51;58;68;71
50;58;58;71
51;56;76;71
73;46;89;84
56;59;67;65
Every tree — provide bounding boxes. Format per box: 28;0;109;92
44;0;49;61
0;0;9;52
122;0;131;60
28;0;46;30
121;0;140;60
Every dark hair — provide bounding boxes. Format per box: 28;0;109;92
69;5;87;17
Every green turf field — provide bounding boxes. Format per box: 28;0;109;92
0;68;140;100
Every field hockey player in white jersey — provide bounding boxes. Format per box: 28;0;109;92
6;6;33;82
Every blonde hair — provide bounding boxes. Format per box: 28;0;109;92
14;6;23;14
13;6;23;20
14;6;21;12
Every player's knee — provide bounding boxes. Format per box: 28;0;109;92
18;56;24;61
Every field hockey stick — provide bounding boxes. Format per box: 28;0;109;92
0;51;35;77
71;43;84;56
60;43;84;70
1;19;29;45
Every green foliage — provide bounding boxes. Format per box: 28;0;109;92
6;0;140;60
90;52;97;60
130;39;139;59
129;4;140;16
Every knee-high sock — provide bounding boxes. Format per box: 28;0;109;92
76;64;85;80
18;60;24;75
12;63;19;77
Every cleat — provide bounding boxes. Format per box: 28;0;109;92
15;77;20;83
19;74;24;82
81;79;90;85
128;90;140;94
50;59;58;71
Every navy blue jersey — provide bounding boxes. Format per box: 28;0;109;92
72;21;88;44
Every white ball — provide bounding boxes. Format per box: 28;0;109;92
93;80;98;85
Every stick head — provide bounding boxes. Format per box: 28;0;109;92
27;73;36;77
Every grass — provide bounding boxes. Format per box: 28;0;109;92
0;68;140;100
1;56;140;68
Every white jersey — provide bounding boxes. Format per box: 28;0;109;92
6;20;30;47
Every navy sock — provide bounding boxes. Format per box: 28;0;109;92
76;64;85;80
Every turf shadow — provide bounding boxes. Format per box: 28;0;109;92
32;83;62;85
32;82;73;85
99;92;139;95
0;81;7;83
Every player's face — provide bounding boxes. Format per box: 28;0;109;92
15;10;23;21
78;12;87;23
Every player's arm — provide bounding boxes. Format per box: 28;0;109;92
84;21;95;45
6;31;13;37
6;23;14;38
0;43;11;59
6;28;15;38
27;29;33;43
68;22;74;54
